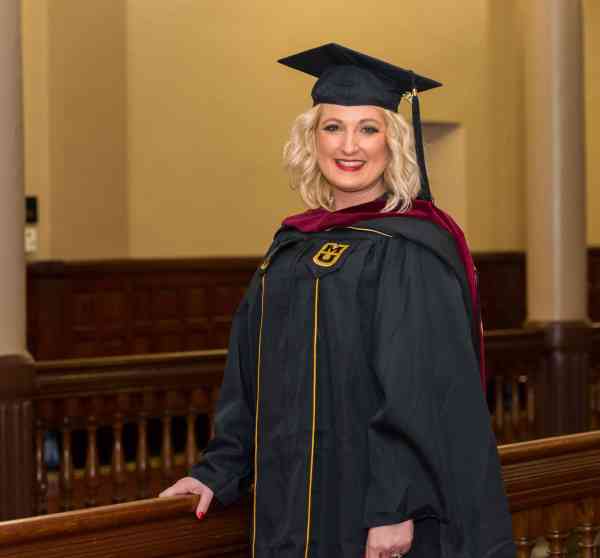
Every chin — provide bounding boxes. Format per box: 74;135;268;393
327;175;378;192
330;183;370;193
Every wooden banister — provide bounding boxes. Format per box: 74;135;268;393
21;335;600;515
500;429;600;464
498;431;600;555
33;350;227;396
0;495;249;558
2;431;600;556
500;431;600;512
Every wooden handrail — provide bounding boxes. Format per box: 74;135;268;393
0;496;198;546
35;350;227;372
33;350;227;396
31;327;549;395
2;432;600;555
499;429;600;464
500;430;600;512
0;495;249;558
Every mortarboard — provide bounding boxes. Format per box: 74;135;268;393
278;43;442;201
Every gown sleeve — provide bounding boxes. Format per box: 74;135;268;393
363;238;515;558
188;273;260;507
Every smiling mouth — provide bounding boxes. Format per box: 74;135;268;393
335;159;366;172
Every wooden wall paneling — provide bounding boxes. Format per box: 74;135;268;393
590;324;600;429
474;252;527;329
27;259;259;360
0;355;35;521
25;250;600;360
27;262;68;360
589;248;600;322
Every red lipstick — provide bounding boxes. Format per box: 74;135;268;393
335;160;365;172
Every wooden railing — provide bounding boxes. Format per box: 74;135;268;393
26;327;600;517
2;431;600;557
488;323;600;443
0;495;249;558
502;431;600;557
486;328;546;443
33;350;227;514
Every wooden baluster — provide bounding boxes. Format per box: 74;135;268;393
34;420;47;515
59;398;77;512
494;374;504;441
545;503;569;557
34;399;52;515
513;510;534;558
208;386;219;440
526;373;535;439
596;368;600;430
60;420;73;511
136;391;153;499
85;397;100;507
596;495;600;553
161;391;175;488
112;393;127;503
511;374;520;439
576;498;596;558
186;389;204;469
589;366;599;429
186;409;198;471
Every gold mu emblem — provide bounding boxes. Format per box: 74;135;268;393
312;242;350;268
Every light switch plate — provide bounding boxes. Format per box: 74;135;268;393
25;226;37;254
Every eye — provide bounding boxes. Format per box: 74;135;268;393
362;126;379;134
322;123;340;132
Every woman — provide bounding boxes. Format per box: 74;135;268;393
160;43;515;558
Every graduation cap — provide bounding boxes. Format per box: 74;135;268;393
278;43;442;201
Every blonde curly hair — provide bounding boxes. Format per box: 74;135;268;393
283;104;420;212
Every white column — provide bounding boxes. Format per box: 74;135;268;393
524;0;587;323
0;0;26;356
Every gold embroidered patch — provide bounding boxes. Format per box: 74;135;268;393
312;242;350;268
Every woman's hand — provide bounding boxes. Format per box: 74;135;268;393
365;519;414;558
158;476;214;520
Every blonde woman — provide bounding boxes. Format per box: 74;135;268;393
160;44;515;558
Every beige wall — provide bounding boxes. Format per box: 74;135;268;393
126;0;508;256
22;0;129;260
22;0;51;259
21;0;600;258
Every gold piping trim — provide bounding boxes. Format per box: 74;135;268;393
346;226;392;238
251;275;266;558
304;278;320;558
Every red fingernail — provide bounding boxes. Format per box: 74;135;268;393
196;511;205;520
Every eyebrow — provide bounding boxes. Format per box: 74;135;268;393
320;117;383;125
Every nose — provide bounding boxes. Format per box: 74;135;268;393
341;130;359;155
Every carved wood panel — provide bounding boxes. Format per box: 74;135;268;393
26;250;600;360
27;260;258;360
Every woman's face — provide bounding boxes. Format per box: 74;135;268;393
315;103;389;199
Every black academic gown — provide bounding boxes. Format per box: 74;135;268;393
190;216;516;558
